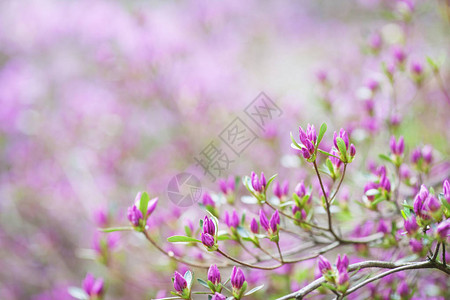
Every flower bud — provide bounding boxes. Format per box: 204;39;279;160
250;218;259;234
211;293;226;300
201;233;215;248
208;264;221;285
202;193;215;207
404;215;418;235
273;181;282;199
336;270;349;292
83;273;104;297
336;254;349;273
397;281;409;298
349;144;356;157
146;197;158;217
409;239;423;253
368;32;382;52
173;271;187;293
380;175;391;193
299;124;317;160
259;210;269;231
218;179;228;194
231;266;246;290
333;128;349;150
410;148;421;164
377;219;390;234
436;220;450;241
251;172;262;192
282;180;289;196
422;145;433;164
260;172;267;188
399;164;411;180
425;195;440;212
411;60;423;75
318;255;332;274
444;179;450;203
203;216;215;235
127;205;143;227
269;215;279;233
295;181;306;198
231;210;240;228
392;46;406;65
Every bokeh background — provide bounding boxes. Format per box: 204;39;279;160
0;0;449;299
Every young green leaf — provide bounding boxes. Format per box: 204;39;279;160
244;284;264;296
336;137;348;162
316;122;327;147
68;287;89;300
266;174;278;189
365;189;380;197
99;226;133;233
167;236;201;243
318;149;341;159
197;278;209;289
184;270;193;288
379;154;393;164
139;191;150;216
290;132;303;150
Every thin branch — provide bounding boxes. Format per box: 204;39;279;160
276;242;284;263
216;248;282;270
313;160;339;240
329;163;347;203
277;260;450;300
343;260;449;297
443;243;447;266
142;230;212;269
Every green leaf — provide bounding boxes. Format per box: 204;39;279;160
290;132;302;150
372;196;386;206
326;159;334;174
266;174;278;189
206;210;219;235
292;193;301;206
379;154;393;164
316;122;327;147
197;278;210;289
236;226;250;238
99;226;133;232
242;176;258;198
67;287;88;300
439;193;450;211
318;149;341;159
241;196;258;204
139;191;150;216
279;200;294;208
184;225;192;237
244;284;264;296
184;270;193;288
402;201;414;210
217;233;232;241
167;236;201;243
336;137;348;162
426;56;439;72
401;210;407;220
241;211;246;225
207;281;215;292
365;189;380;197
321;282;337;291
